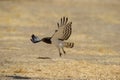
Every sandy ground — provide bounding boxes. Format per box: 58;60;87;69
0;0;120;80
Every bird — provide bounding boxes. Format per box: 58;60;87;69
30;17;74;57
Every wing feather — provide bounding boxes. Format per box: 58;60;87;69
63;22;72;40
52;17;72;41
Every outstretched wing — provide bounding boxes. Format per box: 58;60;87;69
52;17;72;41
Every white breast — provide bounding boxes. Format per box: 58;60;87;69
51;39;63;48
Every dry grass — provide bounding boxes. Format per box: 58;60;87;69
0;59;120;79
0;0;120;80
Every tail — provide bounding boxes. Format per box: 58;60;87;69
63;42;74;48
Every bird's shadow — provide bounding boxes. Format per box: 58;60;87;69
6;75;31;79
37;56;51;59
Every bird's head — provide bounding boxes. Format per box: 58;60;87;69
31;34;51;44
31;34;41;43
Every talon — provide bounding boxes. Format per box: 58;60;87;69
55;30;58;32
63;51;66;54
59;53;62;57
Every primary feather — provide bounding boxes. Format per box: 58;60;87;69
52;17;72;41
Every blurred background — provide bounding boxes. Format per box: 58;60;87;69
0;0;120;79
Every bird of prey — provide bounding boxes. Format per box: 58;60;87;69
30;17;74;57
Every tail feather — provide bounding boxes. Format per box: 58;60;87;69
64;42;74;48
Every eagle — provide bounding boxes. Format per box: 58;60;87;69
31;17;74;57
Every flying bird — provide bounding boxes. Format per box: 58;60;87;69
30;17;74;57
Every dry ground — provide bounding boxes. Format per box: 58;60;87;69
0;0;120;80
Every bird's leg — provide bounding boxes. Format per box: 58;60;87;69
58;47;62;57
62;47;66;54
